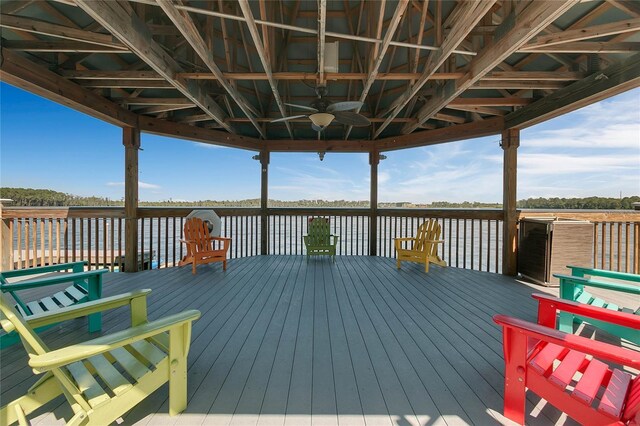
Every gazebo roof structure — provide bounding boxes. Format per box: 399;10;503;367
1;0;639;153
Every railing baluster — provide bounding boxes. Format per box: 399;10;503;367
16;219;22;269
609;222;614;271
617;222;622;272
625;222;630;273
164;217;169;268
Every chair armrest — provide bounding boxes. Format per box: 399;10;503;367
0;262;88;279
533;293;640;330
567;265;640;282
554;274;640;295
211;237;231;241
493;314;640;369
29;309;201;372
0;269;108;292
393;237;415;242
424;239;445;244
25;289;151;329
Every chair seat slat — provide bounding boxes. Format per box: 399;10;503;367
65;284;88;302
110;347;151;381
66;361;110;408
548;349;586;389
572;358;609;405
52;291;75;307
598;368;632;419
88;354;132;396
40;297;59;312
529;342;566;375
131;340;167;366
26;301;44;315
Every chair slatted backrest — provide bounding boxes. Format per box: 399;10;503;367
0;293;50;356
413;220;441;253
307;218;331;246
183;218;212;254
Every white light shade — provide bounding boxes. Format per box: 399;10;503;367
309;113;335;128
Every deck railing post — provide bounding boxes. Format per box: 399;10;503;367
260;151;269;255
0;200;12;271
369;150;380;256
501;129;520;276
123;126;140;272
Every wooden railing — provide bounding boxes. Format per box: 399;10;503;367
1;206;638;275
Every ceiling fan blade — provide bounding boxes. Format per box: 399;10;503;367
284;103;318;112
327;101;364;112
270;114;308;123
333;111;371;127
311;123;325;132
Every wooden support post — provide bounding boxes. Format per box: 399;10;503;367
369;151;380;256
260;151;269;255
502;129;520;276
123;126;140;272
0;201;12;271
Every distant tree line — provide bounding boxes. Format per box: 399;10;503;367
517;196;640;210
1;188;638;209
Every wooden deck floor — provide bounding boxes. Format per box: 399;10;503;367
1;256;636;426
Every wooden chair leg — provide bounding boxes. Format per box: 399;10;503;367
222;260;227;271
424;261;429;273
502;328;527;425
396;259;401;269
192;262;197;275
169;325;189;416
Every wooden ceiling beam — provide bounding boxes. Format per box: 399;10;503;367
403;0;580;135
344;0;409;139
1;40;129;53
238;0;293;138
374;0;496;139
448;98;533;107
524;17;640;48
505;51;640;129
138;116;262;151
377;117;504;152
520;41;640;53
265;139;375;153
75;0;233;133
318;0;326;85
157;0;265;138
0;47;138;127
446;105;507;116
0;13;124;48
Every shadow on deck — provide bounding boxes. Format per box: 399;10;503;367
2;255;632;425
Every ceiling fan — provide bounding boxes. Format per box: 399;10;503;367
270;86;371;131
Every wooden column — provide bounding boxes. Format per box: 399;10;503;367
0;201;12;271
123;126;140;272
260;151;269;255
369;150;380;256
502;129;520;276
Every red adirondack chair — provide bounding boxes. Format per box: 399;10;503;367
179;217;231;274
494;294;640;426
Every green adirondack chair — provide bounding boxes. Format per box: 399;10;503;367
0;261;107;349
0;289;201;426
303;217;338;261
554;265;640;344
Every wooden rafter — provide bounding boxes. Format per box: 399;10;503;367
318;0;326;85
505;51;640;128
238;0;293;138
157;0;265;138
344;0;409;139
75;0;232;133
523;17;640;48
373;0;496;139
0;14;124;48
402;0;581;135
0;47;137;127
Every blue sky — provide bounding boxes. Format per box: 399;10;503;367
1;82;638;203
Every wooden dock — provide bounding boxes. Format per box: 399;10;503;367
1;256;636;425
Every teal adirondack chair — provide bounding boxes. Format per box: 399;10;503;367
303;217;338;261
554;265;640;344
0;261;107;348
0;289;201;425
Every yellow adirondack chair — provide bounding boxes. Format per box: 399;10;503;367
0;289;200;426
394;219;447;272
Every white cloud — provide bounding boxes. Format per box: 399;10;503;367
106;181;161;189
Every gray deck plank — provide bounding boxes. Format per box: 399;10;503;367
3;255;623;426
